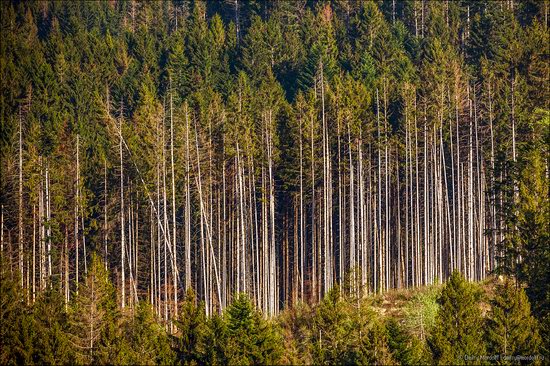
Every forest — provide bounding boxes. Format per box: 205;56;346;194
0;0;548;364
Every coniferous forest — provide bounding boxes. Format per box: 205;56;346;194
1;1;549;365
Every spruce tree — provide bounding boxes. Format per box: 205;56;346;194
312;286;394;365
174;288;209;365
354;314;395;366
223;293;283;365
486;279;541;364
429;271;486;365
123;302;175;365
68;254;120;365
311;286;351;364
0;261;34;365
498;111;549;357
202;313;228;366
31;284;72;364
387;318;430;365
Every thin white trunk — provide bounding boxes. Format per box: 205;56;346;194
170;91;178;320
119;108;125;309
19;108;24;286
299;117;304;301
162;114;169;322
348;122;355;290
376;89;382;292
46;160;51;279
104;160;108;269
184;104;192;290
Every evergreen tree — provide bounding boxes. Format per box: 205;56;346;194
202;313;228;366
386;318;430;365
123;302;175;365
312;286;394;365
311;286;352;364
498;110;549;357
31;284;73;364
174;288;209;365
486;279;541;364
512;113;550;317
68;254;120;365
0;262;34;365
354;313;395;365
166;35;191;104
223;293;283;365
429;271;486;365
298;4;338;91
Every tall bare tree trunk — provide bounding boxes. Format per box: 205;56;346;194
19;108;24;287
104;160;108;269
39;157;45;291
299;117;304;301
119;106;126;309
1;205;3;256
46;159;51;280
170;91;178;321
376;89;381;292
162;105;170;321
310;113;317;302
184;104;192;290
32;205;35;301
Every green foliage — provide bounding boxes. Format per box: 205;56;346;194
513;114;550;316
486;279;541;364
31;285;72;364
68;253;119;365
123;302;175;365
201;313;228;366
0;263;34;365
312;286;353;364
174;288;209;365
499;111;550;356
166;39;191;104
386;318;430;365
403;285;440;341
224;293;283;365
174;291;282;366
429;271;486;365
311;286;394;365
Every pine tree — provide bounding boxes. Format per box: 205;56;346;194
223;293;283;365
312;286;394;365
311;286;351;364
174;288;209;365
429;271;486;365
202;313;228;366
68;254;120;365
0;261;34;365
513;129;550;317
496;109;549;358
166;37;191;104
31;284;72;364
387;318;430;365
486;279;541;364
123;302;175;365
